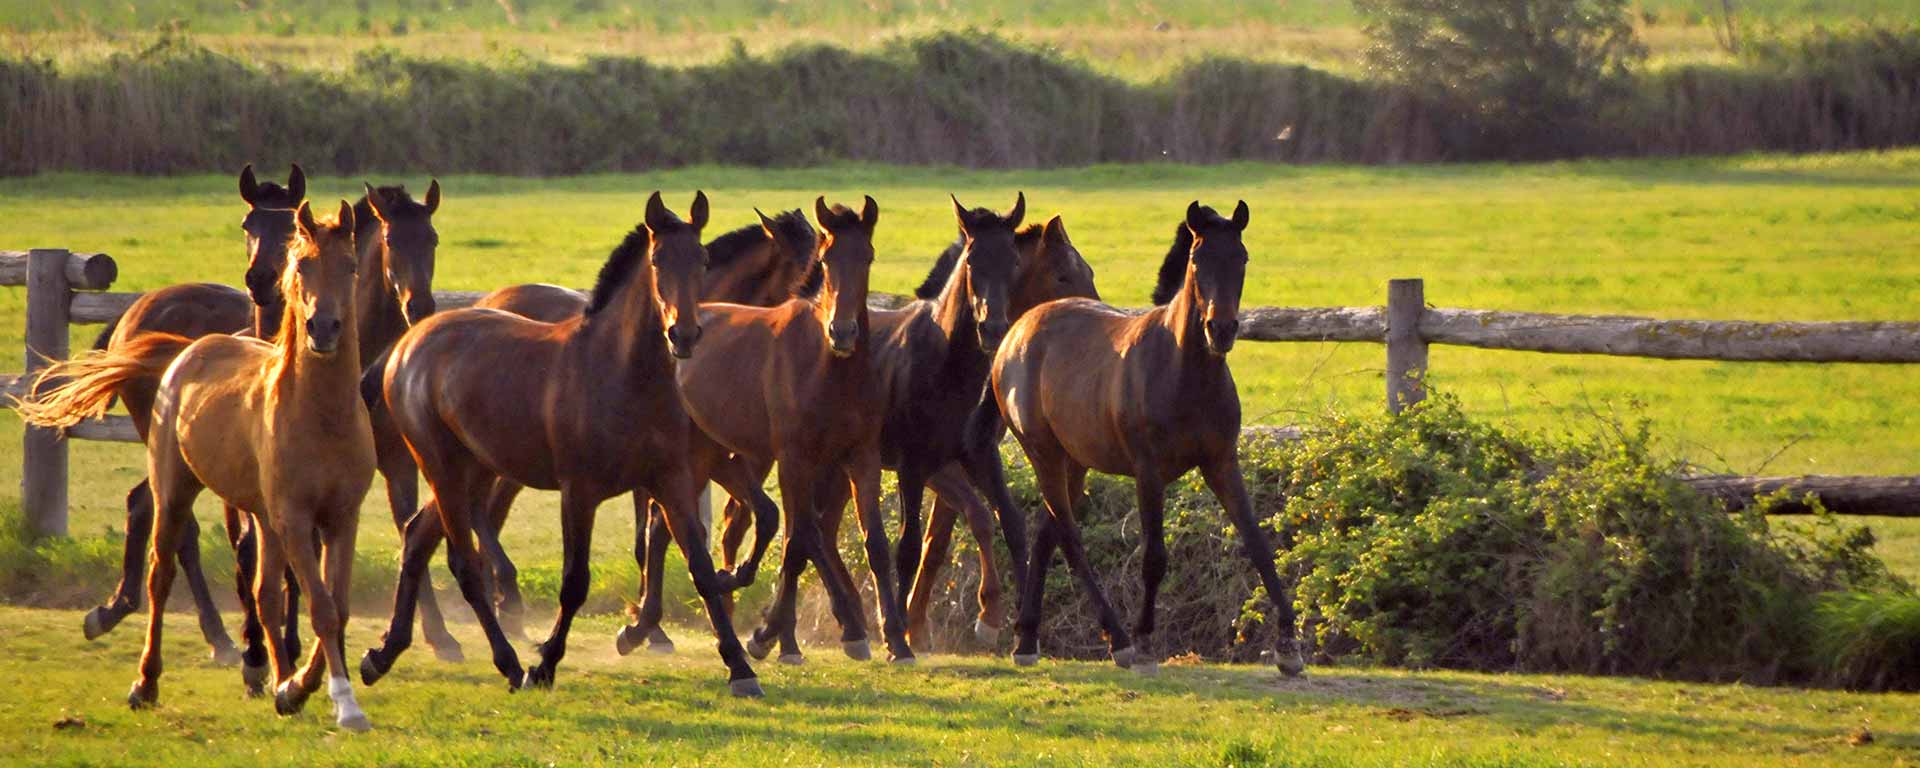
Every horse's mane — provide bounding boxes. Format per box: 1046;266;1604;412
250;181;302;210
271;219;329;361
352;186;429;236
913;222;1044;301
795;204;867;301
584;224;655;317
1151;205;1237;305
707;208;814;269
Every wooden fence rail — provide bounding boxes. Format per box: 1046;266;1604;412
7;259;1919;534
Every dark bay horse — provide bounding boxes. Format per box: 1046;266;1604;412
80;163;304;666
990;201;1305;676
672;197;910;663
360;193;765;696
374;208;817;647
21;200;380;730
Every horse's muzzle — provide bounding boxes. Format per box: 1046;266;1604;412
828;322;859;357
667;324;701;359
403;294;437;326
305;317;343;356
244;267;279;307
1205;318;1239;356
978;321;1009;353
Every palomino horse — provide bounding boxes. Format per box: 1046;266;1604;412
360;193;765;696
421;208;819;647
674;197;910;664
80;163;305;670
991;201;1305;675
20;200;380;730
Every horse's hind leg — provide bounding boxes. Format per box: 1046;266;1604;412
175;513;240;665
478;476;529;641
849;448;914;664
1048;462;1134;667
616;498;676;656
223;506;271;696
373;385;462;662
86;481;152;641
130;463;202;710
523;486;604;689
1128;472;1171;676
359;503;446;686
804;474;868;659
432;459;526;689
651;468;762;697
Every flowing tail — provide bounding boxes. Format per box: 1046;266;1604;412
12;333;193;429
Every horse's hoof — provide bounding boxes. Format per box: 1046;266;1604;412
242;663;269;698
729;677;765;699
646;634;676;655
745;635;773;661
430;641;465;664
889;653;917;667
841;640;872;662
524;666;555;690
1012;653;1040;667
974;619;1002;646
1132;659;1161;677
336;712;373;733
1273;642;1307;678
614;626;643;657
358;650;388;687
1112;646;1137;669
777;653;806;666
209;641;243;667
712;569;739;593
127;679;157;710
273;681;308;716
84;607;116;641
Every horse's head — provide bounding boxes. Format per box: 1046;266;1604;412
950;193;1024;353
239;163;305;308
1182;200;1250;357
644;190;711;359
362;180;441;326
287;200;359;357
1012;213;1099;316
811;195;879;358
757;207;821;298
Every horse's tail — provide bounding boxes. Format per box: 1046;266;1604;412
360;346;391;412
12;333;193;429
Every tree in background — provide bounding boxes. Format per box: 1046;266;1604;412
1354;0;1647;157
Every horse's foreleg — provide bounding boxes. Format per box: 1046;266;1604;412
1129;472;1170;675
962;398;1028;598
713;452;778;593
654;468;761;697
1012;514;1059;666
1050;464;1133;667
523;487;600;689
906;492;959;652
87;480;153;641
891;462;929;638
849;449;913;664
320;509;370;731
273;514;341;720
809;474;867;657
1200;456;1305;677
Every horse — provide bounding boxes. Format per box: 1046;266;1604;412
364;208;817;648
78;163;304;673
672;196;912;664
19;200;380;730
359;192;765;696
990;201;1306;676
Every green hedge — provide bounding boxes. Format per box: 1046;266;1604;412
3;26;1918;174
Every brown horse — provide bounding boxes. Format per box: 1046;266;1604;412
990;201;1305;675
673;196;911;663
360;192;765;695
435;209;819;645
20;200;379;729
80;163;304;669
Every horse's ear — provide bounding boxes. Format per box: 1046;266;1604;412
239;164;259;205
424;179;441;215
1184;200;1206;236
859;195;879;234
813;196;832;231
644;191;669;232
1044;214;1069;246
1231;200;1249;232
295;200;318;236
689;190;710;233
755;207;778;238
287;163;306;202
1006;191;1025;230
362;183;389;223
336;199;355;234
950;194;971;236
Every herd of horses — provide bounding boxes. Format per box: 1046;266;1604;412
15;163;1305;733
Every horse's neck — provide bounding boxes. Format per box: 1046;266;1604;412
253;300;284;338
1160;278;1223;379
713;240;783;306
274;304;363;420
931;261;986;369
355;241;404;358
581;264;672;380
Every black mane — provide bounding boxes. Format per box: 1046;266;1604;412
1150;222;1196;306
352;185;430;238
914;231;964;300
250;181;301;210
707;208;814;267
585;224;653;316
794;260;825;300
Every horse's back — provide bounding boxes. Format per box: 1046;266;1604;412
476;283;587;324
996;299;1188;474
385;307;571;485
115;283;253;345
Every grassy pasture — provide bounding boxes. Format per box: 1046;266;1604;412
0;605;1913;766
1;152;1918;588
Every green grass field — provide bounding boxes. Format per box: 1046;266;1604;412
2;151;1918;586
0;605;1912;766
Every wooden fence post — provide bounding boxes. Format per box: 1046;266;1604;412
1386;278;1428;414
23;248;71;537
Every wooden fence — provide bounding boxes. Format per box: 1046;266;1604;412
7;260;1919;536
